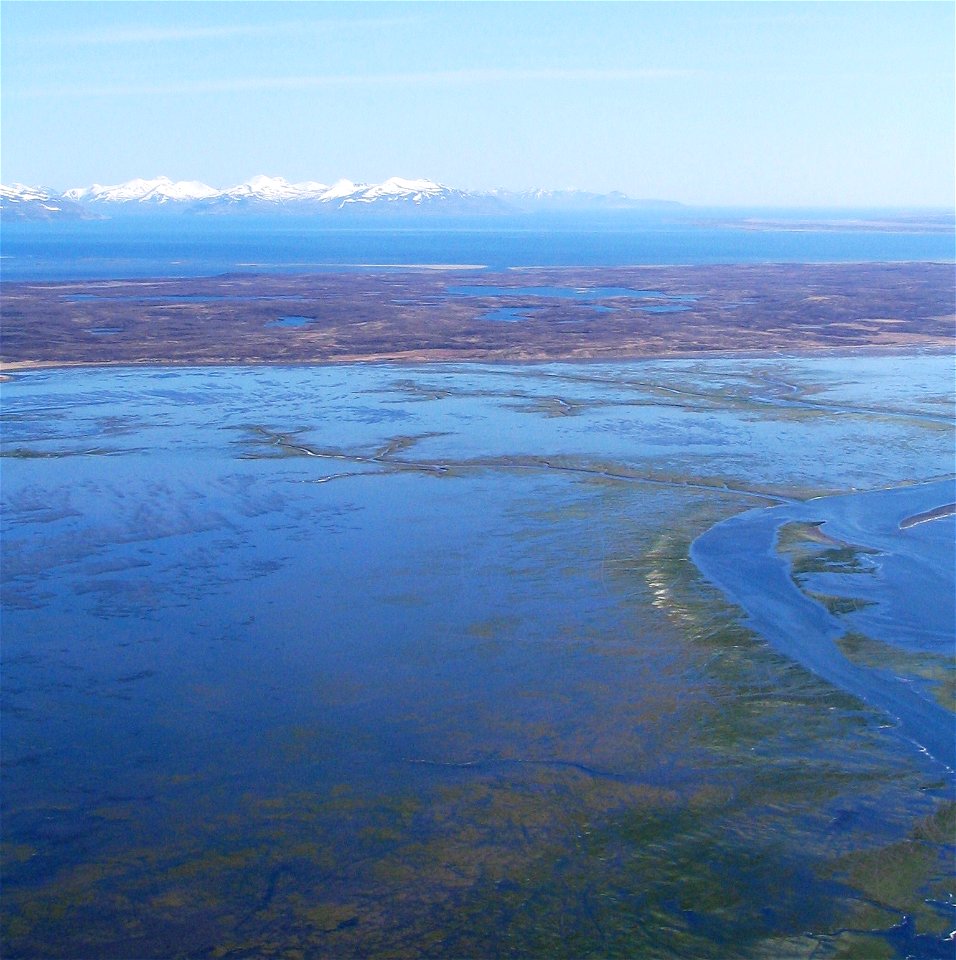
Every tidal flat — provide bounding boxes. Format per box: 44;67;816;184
1;355;954;959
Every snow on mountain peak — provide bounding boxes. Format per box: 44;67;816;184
54;174;455;208
347;176;448;204
5;175;669;221
1;183;54;202
247;174;289;189
64;177;220;203
154;179;221;201
0;183;104;220
384;177;443;192
223;175;331;201
191;174;453;207
321;179;361;201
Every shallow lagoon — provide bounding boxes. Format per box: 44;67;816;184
2;355;954;959
447;283;697;323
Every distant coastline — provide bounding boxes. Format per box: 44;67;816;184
704;214;955;234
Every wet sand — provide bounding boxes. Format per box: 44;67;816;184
899;501;956;529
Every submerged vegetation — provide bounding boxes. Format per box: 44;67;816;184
2;357;953;958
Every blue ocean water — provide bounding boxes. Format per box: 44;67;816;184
2;212;953;281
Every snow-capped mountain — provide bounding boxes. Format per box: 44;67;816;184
1;183;53;203
62;176;221;204
1;176;679;220
0;183;102;220
205;175;481;211
218;175;330;203
346;177;453;203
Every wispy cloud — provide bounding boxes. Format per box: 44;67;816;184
39;18;417;45
9;67;698;99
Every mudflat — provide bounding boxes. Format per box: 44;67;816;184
2;262;952;369
3;355;954;959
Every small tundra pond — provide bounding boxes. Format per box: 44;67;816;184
1;354;953;960
448;284;696;323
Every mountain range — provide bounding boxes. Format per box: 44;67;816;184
0;175;680;220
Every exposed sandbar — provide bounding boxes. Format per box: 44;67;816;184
899;502;956;529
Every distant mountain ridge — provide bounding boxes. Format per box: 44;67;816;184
1;175;681;220
1;183;96;221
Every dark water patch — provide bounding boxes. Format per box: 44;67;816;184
115;670;156;684
448;283;697;323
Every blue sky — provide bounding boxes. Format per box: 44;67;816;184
2;1;953;206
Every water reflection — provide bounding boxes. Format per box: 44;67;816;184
2;356;953;959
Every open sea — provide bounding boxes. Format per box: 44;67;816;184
1;214;954;959
2;210;954;281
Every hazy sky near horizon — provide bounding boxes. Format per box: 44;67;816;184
2;1;953;206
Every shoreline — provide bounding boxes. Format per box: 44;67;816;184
1;258;954;287
2;341;954;376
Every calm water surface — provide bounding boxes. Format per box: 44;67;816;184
3;212;953;280
2;355;953;958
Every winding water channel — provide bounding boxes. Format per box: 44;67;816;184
692;478;956;771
